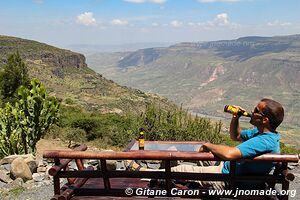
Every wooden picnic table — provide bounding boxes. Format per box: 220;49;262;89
43;141;299;200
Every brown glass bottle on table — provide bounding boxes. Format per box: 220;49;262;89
138;128;145;150
224;105;251;117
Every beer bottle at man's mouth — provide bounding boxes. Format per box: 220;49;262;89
224;105;251;117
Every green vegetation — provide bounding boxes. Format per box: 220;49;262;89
0;36;299;159
138;104;223;143
0;78;59;158
280;142;300;154
0;186;25;198
47;103;300;154
8;186;25;196
87;35;300;148
0;35;74;58
47;103;224;149
0;52;30;105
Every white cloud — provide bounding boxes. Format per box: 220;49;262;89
76;12;97;26
152;22;159;26
267;20;292;27
166;13;233;29
111;19;129;26
200;13;230;28
170;20;183;28
124;0;166;4
198;0;241;3
213;13;229;26
188;13;239;30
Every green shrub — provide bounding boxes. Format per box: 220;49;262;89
0;52;30;105
280;142;300;154
9;186;25;196
71;117;100;140
129;104;224;144
45;125;86;142
0;79;59;157
65;98;75;105
49;103;224;149
48;103;300;154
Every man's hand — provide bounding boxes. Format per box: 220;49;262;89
199;143;242;160
232;105;246;118
198;143;211;152
230;105;244;142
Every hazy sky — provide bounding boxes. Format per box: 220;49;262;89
0;0;300;47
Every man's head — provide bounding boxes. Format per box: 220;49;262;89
250;98;284;131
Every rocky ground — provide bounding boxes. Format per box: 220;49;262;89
287;163;300;199
0;139;118;200
0;139;299;200
0;139;69;200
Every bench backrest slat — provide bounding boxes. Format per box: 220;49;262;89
43;150;299;163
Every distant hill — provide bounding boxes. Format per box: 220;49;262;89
66;42;172;54
87;34;300;131
0;35;174;114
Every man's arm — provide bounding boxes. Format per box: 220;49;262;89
200;143;242;160
230;115;243;142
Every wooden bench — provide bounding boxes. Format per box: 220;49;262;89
43;144;299;200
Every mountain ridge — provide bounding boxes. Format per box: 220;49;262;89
0;35;87;69
86;34;300;128
0;35;174;114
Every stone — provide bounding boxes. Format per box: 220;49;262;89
10;157;33;181
116;161;126;170
97;160;117;171
43;179;52;186
106;160;117;171
37;166;47;173
25;179;35;185
37;159;48;167
26;160;38;173
0;181;6;188
288;162;299;170
24;155;34;163
32;173;45;182
8;177;24;188
68;161;77;170
88;160;99;166
23;179;35;189
0;154;34;165
23;180;37;190
0;164;11;171
0;169;13;183
34;181;44;188
43;172;51;180
146;160;162;169
146;162;161;169
37;160;44;167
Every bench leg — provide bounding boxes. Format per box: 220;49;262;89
281;163;289;200
54;176;60;195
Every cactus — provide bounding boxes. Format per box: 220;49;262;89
0;79;60;157
0;103;23;156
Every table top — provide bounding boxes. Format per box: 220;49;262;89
126;140;204;152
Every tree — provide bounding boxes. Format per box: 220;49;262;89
0;52;30;105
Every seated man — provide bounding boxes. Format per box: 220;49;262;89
127;98;284;189
169;98;284;190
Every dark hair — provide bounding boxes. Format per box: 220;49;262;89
261;98;284;130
